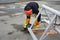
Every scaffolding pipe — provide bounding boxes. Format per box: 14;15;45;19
28;28;38;40
42;5;60;16
39;15;56;40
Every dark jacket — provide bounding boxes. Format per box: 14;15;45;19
24;2;39;14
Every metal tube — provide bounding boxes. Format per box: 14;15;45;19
39;15;56;40
44;9;51;21
32;28;46;30
28;28;38;40
42;5;60;16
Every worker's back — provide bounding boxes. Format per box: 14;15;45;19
25;2;39;14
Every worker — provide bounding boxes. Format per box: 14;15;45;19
24;2;41;30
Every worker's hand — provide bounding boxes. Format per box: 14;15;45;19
34;14;37;18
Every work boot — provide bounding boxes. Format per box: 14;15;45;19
32;21;41;33
33;21;41;29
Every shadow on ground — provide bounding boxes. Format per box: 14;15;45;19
11;24;24;31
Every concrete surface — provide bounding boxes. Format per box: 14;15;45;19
0;1;60;40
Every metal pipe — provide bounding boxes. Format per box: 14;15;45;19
32;28;46;30
28;28;38;40
44;9;51;21
42;5;60;16
39;15;56;40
